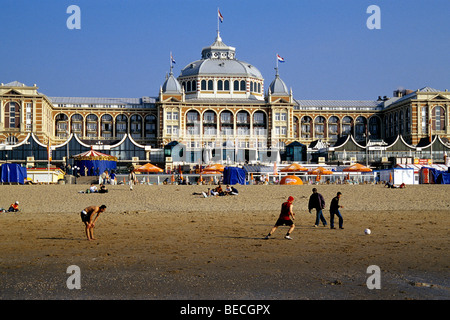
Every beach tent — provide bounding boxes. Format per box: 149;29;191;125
223;167;246;185
379;168;414;185
307;167;333;175
427;167;450;184
0;163;27;184
135;163;163;173
343;163;372;172
280;175;303;185
280;163;308;172
73;147;117;176
202;163;225;172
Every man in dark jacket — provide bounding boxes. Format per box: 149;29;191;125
308;188;327;227
330;192;344;229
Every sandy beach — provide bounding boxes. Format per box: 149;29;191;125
0;183;449;301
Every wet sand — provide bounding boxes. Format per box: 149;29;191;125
0;183;449;300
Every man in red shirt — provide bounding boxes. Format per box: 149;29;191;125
264;196;296;240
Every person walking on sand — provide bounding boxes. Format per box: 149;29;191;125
308;188;327;227
264;196;296;240
330;192;344;229
80;205;107;241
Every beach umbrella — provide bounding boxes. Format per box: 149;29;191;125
135;163;163;173
280;163;308;172
280;175;303;185
307;167;333;175
343;163;372;172
202;163;225;172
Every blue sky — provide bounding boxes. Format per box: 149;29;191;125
1;0;449;100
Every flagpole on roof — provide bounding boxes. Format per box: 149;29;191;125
170;51;173;74
275;53;279;76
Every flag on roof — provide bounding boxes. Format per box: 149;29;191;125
170;53;176;64
277;54;285;63
218;9;224;23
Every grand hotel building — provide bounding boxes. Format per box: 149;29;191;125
1;31;449;168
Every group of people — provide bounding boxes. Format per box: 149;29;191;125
0;201;20;213
202;183;239;197
265;188;344;240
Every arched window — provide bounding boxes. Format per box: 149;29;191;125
240;80;246;91
236;110;250;136
130;114;143;139
187;81;192;92
201;80;207;91
55;113;69;138
86;114;98;138
234;80;239;91
218;80;223;91
115;114;128;138
433;106;446;131
224;80;229;91
191;80;196;92
301;116;312;139
220;110;233;136
253;111;266;136
342;116;353;136
328;116;339;142
314;116;326;139
208;80;213;91
71;114;83;135
355;116;367;140
145;114;157;138
101;114;113;138
6;135;18;145
186;110;200;135
203;111;217;135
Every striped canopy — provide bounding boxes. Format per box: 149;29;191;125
73;147;117;161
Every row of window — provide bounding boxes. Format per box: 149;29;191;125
181;79;262;94
55;113;157;140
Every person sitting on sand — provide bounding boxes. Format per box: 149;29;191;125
8;201;19;212
80;205;107;241
98;184;108;193
224;185;232;195
230;186;239;195
89;184;98;193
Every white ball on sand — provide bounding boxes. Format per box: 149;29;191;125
364;228;371;235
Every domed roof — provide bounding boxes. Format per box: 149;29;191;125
162;71;182;94
268;73;289;96
180;59;263;79
179;32;263;80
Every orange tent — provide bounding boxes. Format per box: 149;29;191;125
307;167;333;175
202;164;225;172
280;175;303;185
135;163;163;173
281;163;308;172
343;163;372;172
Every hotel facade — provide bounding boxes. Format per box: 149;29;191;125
1;32;449;169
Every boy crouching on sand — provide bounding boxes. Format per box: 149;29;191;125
80;205;107;241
